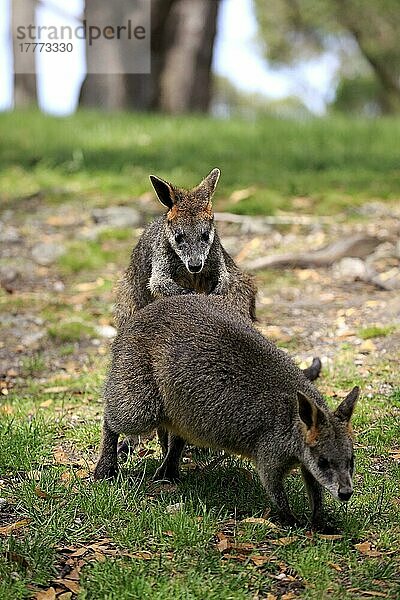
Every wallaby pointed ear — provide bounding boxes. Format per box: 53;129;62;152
297;391;316;429
201;168;220;198
297;391;325;445
334;386;359;423
149;175;176;210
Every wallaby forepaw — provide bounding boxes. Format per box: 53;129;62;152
94;461;118;481
152;467;181;484
275;511;298;528
117;436;139;459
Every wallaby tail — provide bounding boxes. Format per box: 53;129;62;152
302;357;322;382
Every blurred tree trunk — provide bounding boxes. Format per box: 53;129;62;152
12;0;37;107
79;0;128;109
160;0;220;113
124;0;177;110
79;0;220;113
80;0;177;111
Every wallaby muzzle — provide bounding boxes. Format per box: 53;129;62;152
186;258;204;273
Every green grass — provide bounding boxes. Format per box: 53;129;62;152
47;320;97;343
1;371;399;599
1;110;400;598
1;110;400;214
358;325;396;339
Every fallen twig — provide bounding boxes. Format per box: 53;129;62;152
243;235;383;271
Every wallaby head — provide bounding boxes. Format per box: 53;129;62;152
298;386;359;502
149;168;220;274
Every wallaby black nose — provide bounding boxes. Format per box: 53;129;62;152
188;262;202;273
338;490;353;501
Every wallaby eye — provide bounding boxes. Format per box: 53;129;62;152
174;232;184;244
318;457;330;470
201;231;210;242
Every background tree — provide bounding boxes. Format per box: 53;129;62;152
12;0;37;107
253;0;400;114
80;0;220;113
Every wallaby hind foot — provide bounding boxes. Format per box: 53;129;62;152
152;434;185;482
303;357;322;381
94;421;119;480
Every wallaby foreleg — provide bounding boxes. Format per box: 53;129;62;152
257;462;296;525
301;466;324;527
149;270;193;297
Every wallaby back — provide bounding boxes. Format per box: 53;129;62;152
96;295;358;527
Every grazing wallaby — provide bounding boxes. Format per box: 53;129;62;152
95;295;358;527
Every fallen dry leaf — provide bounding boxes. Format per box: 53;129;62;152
217;538;230;553
58;593;73;600
34;588;56;600
68;547;89;558
241;517;278;528
250;554;271;566
359;339;376;353
53;580;80;594
53;448;71;464
39;399;53;408
163;530;174;537
329;562;343;572
270;536;298;546
44;386;69;394
64;567;80;581
355;541;382;557
0;518;32;536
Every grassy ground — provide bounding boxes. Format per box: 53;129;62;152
1;110;400;215
0;111;399;599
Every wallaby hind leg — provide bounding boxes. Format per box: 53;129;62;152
302;357;322;382
153;435;186;483
94;420;119;480
157;427;169;457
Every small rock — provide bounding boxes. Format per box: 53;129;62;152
53;280;65;292
333;257;369;281
166;502;184;514
0;498;7;509
21;330;46;347
0;225;21;243
91;206;141;228
95;325;117;339
373;269;400;291
32;242;65;266
359;339;376;353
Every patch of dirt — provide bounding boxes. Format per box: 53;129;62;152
0;199;399;394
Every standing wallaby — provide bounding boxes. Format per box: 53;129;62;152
114;168;257;326
95;295;358;527
114;169;321;455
